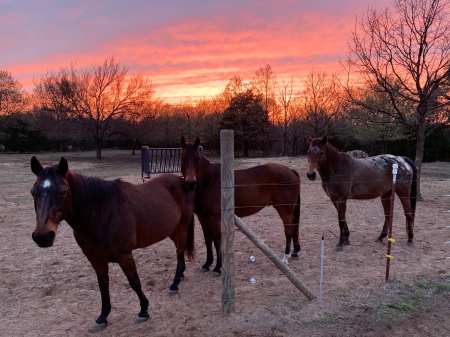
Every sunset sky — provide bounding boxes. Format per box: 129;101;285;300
1;0;391;102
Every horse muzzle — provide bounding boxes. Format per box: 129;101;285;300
32;231;56;248
184;180;197;191
306;171;317;181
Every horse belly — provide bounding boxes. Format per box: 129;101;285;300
350;181;391;199
134;205;181;248
235;185;268;217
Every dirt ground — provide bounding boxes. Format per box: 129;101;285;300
0;150;449;337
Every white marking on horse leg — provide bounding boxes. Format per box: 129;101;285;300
282;254;290;265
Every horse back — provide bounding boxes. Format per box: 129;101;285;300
325;153;412;200
234;163;300;217
127;174;194;248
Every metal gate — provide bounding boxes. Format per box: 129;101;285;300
141;146;182;180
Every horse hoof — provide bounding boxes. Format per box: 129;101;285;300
201;267;210;272
168;289;179;296
89;323;107;333
407;241;414;246
335;245;344;252
375;238;383;243
212;271;221;277
290;253;299;260
135;315;149;324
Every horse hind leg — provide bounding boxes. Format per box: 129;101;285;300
116;254;149;324
212;233;222;276
277;201;300;264
376;190;392;243
199;221;215;272
398;188;415;245
282;224;292;265
290;196;301;259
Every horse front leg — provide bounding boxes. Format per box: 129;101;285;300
376;190;392;243
116;254;149;324
333;200;350;251
87;259;111;333
169;252;186;294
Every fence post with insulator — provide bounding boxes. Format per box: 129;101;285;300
385;163;398;281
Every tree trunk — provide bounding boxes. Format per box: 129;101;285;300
96;145;102;160
414;123;426;201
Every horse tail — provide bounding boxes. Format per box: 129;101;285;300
403;157;417;214
291;169;301;225
185;214;196;261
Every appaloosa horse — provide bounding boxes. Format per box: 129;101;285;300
306;136;417;250
30;156;195;332
180;136;301;275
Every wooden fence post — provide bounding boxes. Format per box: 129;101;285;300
221;130;235;313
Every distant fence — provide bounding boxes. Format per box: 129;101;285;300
140;145;203;180
141;147;182;180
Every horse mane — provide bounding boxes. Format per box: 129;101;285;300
67;171;126;213
325;141;341;171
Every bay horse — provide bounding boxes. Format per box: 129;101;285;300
306;136;417;250
30;156;195;332
180;136;301;275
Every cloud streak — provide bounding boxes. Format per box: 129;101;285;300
1;0;391;101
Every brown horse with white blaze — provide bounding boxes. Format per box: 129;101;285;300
180;136;301;275
306;136;417;250
30;156;195;332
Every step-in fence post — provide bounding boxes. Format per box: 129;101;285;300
385;163;398;282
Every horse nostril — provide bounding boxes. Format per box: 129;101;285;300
185;181;197;191
32;231;56;248
306;171;316;181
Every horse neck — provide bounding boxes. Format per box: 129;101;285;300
197;155;217;187
319;144;340;180
65;171;90;229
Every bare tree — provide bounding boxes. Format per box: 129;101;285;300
250;64;278;124
301;69;347;137
0;70;27;115
278;77;296;156
35;57;154;159
342;0;450;198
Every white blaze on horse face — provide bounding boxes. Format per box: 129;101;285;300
42;179;52;189
308;146;321;170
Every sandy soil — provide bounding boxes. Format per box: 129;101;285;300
0;151;449;337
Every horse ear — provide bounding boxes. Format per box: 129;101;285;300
181;136;186;148
58;157;68;175
322;135;328;144
306;136;313;144
194;137;200;148
31;156;43;175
